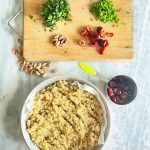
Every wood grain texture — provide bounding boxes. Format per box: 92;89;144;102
23;0;133;61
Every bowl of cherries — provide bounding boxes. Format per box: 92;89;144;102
107;75;137;105
78;62;137;105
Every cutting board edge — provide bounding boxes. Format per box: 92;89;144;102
23;51;134;62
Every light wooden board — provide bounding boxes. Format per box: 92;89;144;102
23;0;133;61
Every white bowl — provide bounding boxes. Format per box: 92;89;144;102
21;76;110;150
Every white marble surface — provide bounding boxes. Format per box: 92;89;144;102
0;0;150;150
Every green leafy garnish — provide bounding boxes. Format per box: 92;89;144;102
29;15;33;20
91;0;119;24
41;0;71;31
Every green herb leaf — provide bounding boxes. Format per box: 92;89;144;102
29;15;33;20
41;0;71;31
91;0;120;24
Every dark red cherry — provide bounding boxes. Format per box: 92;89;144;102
110;95;118;103
114;88;123;95
88;32;99;41
98;39;106;47
108;81;116;87
107;75;137;105
121;92;129;101
97;26;103;34
99;46;105;55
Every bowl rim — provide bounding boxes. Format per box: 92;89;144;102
21;76;111;150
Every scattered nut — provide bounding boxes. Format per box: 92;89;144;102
42;63;47;67
35;71;41;76
36;63;42;69
28;62;33;68
58;35;63;41
37;68;44;75
30;69;36;75
21;65;25;72
41;67;49;71
29;67;34;71
12;48;17;54
12;39;58;78
52;35;67;47
54;35;60;39
33;63;37;68
42;73;48;78
56;40;61;47
18;60;24;65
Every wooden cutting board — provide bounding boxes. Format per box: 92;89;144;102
23;0;133;61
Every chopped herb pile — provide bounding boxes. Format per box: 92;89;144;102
41;0;71;31
91;0;119;24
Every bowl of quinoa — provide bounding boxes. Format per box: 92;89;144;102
21;76;110;150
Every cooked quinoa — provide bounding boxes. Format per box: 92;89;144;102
27;80;104;150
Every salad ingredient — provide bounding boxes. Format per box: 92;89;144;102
89;41;98;47
79;40;86;47
27;80;103;150
107;75;137;105
99;47;105;55
97;26;103;34
86;25;94;32
84;34;90;40
12;39;56;78
79;25;113;55
88;32;99;41
81;29;88;36
98;39;106;47
13;48;52;77
108;88;114;96
29;15;33;20
104;40;109;47
52;35;67;47
100;30;106;38
106;32;114;37
99;40;109;54
91;0;119;24
98;39;109;47
41;0;71;31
